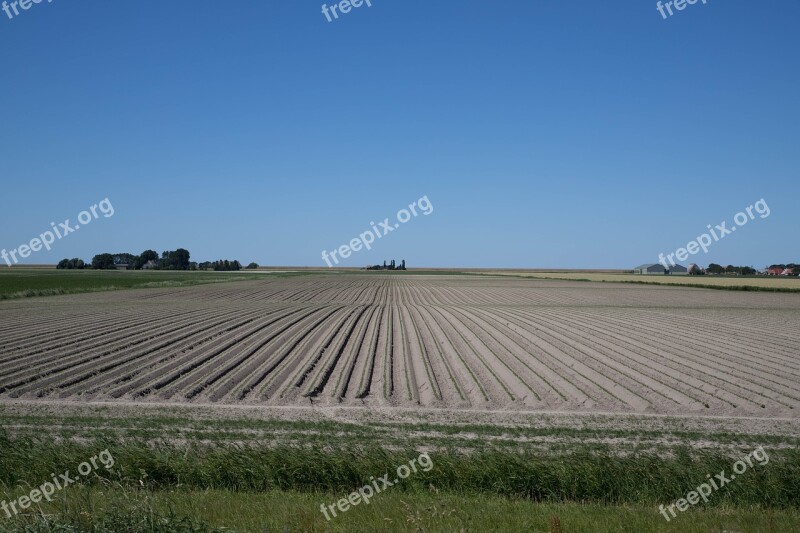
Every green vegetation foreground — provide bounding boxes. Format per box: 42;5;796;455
1;433;798;532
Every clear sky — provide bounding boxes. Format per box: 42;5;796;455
1;0;798;269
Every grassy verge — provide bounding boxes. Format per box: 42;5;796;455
1;486;798;532
0;269;304;300
1;415;798;531
1;434;798;508
3;404;798;457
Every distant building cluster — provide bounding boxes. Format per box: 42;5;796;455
765;264;798;276
634;263;688;275
633;262;799;276
365;259;406;271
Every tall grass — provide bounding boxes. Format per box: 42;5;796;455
1;433;798;509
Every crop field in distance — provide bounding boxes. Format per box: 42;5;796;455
475;270;800;290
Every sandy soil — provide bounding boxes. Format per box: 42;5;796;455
1;274;798;418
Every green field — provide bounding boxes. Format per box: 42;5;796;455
0;268;300;300
2;486;798;532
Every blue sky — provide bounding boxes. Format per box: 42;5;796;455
1;0;798;269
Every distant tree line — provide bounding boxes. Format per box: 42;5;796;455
197;260;242;271
57;249;252;271
56;258;86;269
706;263;757;276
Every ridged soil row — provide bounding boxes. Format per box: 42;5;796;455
504;308;708;410
549;308;800;411
0;307;146;352
125;308;302;399
466;307;589;407
297;306;372;401
573;307;800;395
0;306;251;397
331;305;380;403
0;305;200;364
409;306;470;406
366;305;393;405
399;304;441;405
351;305;384;401
479;307;628;410
276;306;367;404
90;308;285;400
599;305;800;364
405;305;448;404
426;306;515;405
392;304;419;405
0;306;221;378
414;306;488;405
553;306;800;405
92;307;277;399
593;307;800;375
504;307;719;411
56;307;285;399
245;306;356;402
156;306;320;401
208;306;344;402
450;307;568;406
185;305;326;401
493;308;673;411
645;307;800;345
505;308;745;411
443;307;542;407
382;305;395;400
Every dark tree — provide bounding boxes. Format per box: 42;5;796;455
91;253;116;270
160;248;191;270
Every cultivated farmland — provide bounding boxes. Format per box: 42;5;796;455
1;274;799;417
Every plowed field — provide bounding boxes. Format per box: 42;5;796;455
2;274;799;416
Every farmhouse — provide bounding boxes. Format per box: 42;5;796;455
634;263;688;275
687;263;704;275
765;266;796;276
